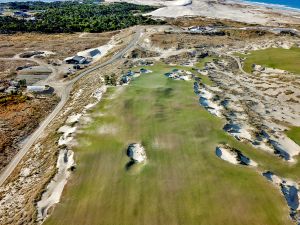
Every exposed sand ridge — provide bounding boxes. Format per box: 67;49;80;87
106;0;300;25
36;86;107;222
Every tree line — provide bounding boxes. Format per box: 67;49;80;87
0;2;164;33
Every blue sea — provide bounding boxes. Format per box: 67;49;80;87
244;0;300;10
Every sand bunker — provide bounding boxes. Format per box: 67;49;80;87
251;130;300;162
216;144;257;166
36;149;75;222
164;69;193;81
66;114;82;124
263;171;300;223
58;125;76;146
194;81;223;117
93;86;107;101
35;85;108;222
192;57;300;162
126;143;147;163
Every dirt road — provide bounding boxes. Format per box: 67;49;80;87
0;27;142;187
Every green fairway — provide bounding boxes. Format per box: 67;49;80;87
238;47;300;74
45;64;295;225
286;126;300;146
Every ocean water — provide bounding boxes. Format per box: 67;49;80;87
243;0;300;10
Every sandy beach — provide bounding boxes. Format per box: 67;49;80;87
105;0;300;25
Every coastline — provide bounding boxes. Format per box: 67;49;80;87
236;0;300;12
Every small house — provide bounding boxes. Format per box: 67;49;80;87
27;85;50;93
89;49;101;58
66;56;87;64
14;11;30;18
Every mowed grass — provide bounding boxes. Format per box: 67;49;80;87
45;64;293;225
238;47;300;74
286;127;300;146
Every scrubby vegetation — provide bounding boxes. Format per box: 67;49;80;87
0;2;163;33
104;73;118;86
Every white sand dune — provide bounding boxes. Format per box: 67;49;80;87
216;145;258;166
275;136;300;162
36;149;75;222
66;114;82;124
127;143;147;163
170;0;192;6
36;85;108;222
198;88;223;117
216;146;239;165
105;0;300;25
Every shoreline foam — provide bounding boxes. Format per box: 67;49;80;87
239;0;300;12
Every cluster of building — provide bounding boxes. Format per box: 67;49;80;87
65;56;88;65
0;80;20;94
0;79;51;96
65;49;101;66
187;26;224;35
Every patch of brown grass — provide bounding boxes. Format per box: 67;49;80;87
0;94;59;172
0;60;39;79
0;31;119;60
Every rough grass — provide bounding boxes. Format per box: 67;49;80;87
194;57;215;85
195;56;215;69
45;64;293;225
238;47;300;74
286;126;300;146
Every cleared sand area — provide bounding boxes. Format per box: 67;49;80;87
105;0;300;25
0;31;118;59
44;64;292;225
